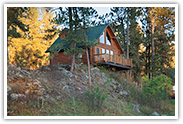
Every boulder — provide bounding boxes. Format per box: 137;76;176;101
76;87;81;91
7;85;12;93
63;85;70;93
82;82;87;85
21;70;30;76
41;66;51;71
119;90;129;96
152;111;159;116
25;89;31;95
61;68;74;78
14;73;24;79
58;66;64;70
91;67;100;72
80;69;86;74
83;74;89;81
74;64;79;69
101;72;107;83
131;103;141;113
79;63;84;66
17;67;21;71
10;93;26;101
43;78;47;82
110;83;117;90
109;80;120;91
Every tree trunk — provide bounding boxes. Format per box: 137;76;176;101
68;7;75;72
151;18;155;78
81;7;92;87
86;48;91;87
148;43;151;79
151;19;155;61
70;44;75;72
137;47;142;89
126;14;130;78
126;15;129;59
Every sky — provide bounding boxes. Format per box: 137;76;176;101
94;7;110;16
52;7;111;29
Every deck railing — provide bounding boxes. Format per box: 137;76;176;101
93;53;132;67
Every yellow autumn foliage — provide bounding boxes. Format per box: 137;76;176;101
8;7;59;70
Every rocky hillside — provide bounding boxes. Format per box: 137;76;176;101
7;63;174;116
8;64;101;97
7;63;130;101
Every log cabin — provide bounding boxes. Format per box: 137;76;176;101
45;24;132;70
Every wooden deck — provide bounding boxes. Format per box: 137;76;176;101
93;53;132;69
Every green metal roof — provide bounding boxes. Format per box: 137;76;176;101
45;24;108;53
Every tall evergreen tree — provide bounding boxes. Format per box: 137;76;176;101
110;7;143;84
52;7;80;72
128;7;143;87
78;7;98;86
52;7;98;86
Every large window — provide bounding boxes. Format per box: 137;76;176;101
102;48;105;58
100;32;105;44
106;32;111;45
111;50;114;55
106;49;109;54
102;48;105;54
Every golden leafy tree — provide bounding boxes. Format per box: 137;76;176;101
8;7;58;70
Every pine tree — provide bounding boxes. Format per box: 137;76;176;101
52;7;98;85
128;7;143;87
110;7;143;84
140;7;175;79
7;7;29;41
78;7;99;87
148;7;175;77
52;7;83;72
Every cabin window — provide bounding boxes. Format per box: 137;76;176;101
106;49;109;54
106;32;111;45
100;32;105;44
96;48;99;55
102;48;105;54
102;48;105;58
111;50;114;55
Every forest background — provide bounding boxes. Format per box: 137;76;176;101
7;6;175;84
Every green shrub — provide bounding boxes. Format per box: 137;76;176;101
85;85;108;110
142;74;172;101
